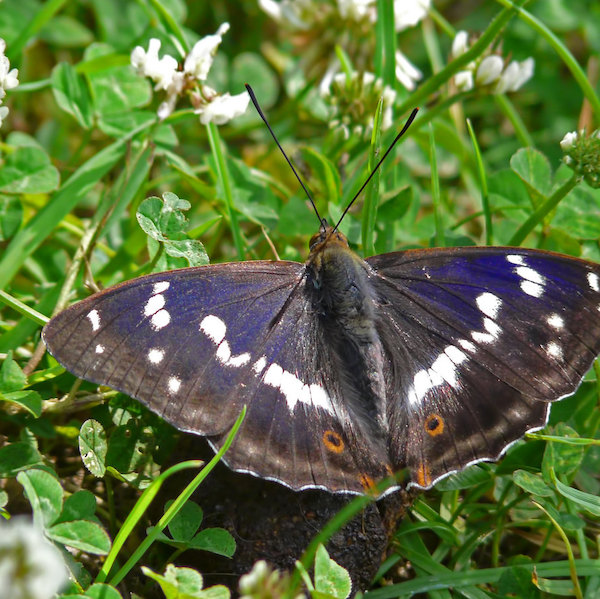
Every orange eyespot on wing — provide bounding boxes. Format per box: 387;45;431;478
322;430;345;453
424;413;445;437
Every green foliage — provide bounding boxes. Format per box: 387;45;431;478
0;0;599;597
297;545;353;599
79;419;108;478
17;468;111;554
143;564;230;599
237;547;352;599
151;499;236;558
137;192;209;269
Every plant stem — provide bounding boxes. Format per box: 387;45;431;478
508;174;578;246
495;94;534;148
206;122;245;259
466;118;493;245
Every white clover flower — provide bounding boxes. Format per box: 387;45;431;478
184;23;230;81
0;38;19;93
130;38;178;91
395;0;430;31
514;57;534;88
157;70;186;119
337;0;374;21
323;70;396;138
448;29;533;97
258;0;310;29
260;1;427;93
362;71;376;86
451;30;469;58
131;25;249;124
559;128;600;187
130;39;157;73
560;131;578;151
319;59;341;96
239;560;270;594
195;90;250;125
0;38;19;129
395;49;422;90
0;517;68;599
494;57;534;93
454;70;474;92
475;55;504;86
333;72;349;88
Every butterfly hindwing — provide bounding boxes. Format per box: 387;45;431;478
367;246;600;488
207;280;393;493
43;261;392;494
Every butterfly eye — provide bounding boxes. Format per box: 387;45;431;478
309;231;322;249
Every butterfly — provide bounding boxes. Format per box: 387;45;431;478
42;88;600;496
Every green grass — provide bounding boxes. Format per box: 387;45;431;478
1;1;600;597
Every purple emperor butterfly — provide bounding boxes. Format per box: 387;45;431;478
43;87;600;495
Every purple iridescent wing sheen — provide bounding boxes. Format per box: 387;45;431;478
367;246;600;488
43;261;391;494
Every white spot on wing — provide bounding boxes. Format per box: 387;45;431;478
472;317;501;344
87;309;101;331
308;384;331;412
545;341;563;359
509;261;546;297
200;315;226;345
588;272;599;292
227;352;251;367
263;362;334;414
412;369;432;403
153;281;170;294
516;266;545;285
151;309;171;330
148;348;164;364
200;315;251;368
410;344;469;407
458;339;477;353
168;376;181;394
547;313;564;330
507;254;525;265
430;352;460;387
253;356;267;374
520;280;544;297
476;292;502;319
95;344;104;354
445;345;468;365
216;340;232;363
144;293;165;316
280;370;304;409
264;363;283;387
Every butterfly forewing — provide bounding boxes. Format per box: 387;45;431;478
43;261;392;494
368;247;600;488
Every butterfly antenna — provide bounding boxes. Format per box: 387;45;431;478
245;84;324;226
332;107;419;233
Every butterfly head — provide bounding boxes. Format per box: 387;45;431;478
308;222;350;257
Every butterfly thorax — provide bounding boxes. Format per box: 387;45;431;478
306;226;389;433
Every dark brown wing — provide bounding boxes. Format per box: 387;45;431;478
366;247;600;488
